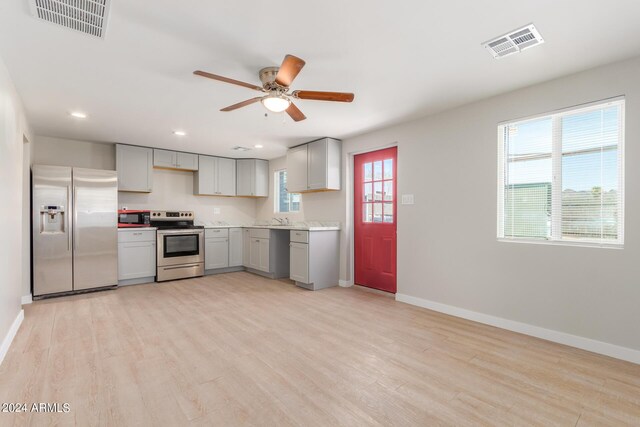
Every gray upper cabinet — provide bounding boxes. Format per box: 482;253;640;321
153;149;175;169
236;159;268;197
194;155;236;196
217;157;237;196
286;144;308;193
116;144;153;192
153;149;198;171
176;152;198;170
286;138;341;192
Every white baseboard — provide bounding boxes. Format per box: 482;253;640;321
396;293;640;365
0;309;24;367
21;294;32;305
339;279;353;287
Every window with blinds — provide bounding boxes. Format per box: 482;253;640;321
274;170;301;213
498;98;624;246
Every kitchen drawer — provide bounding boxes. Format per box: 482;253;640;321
249;228;270;239
118;229;156;243
205;228;229;238
290;230;309;243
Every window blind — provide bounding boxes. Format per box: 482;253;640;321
275;170;301;213
498;99;624;246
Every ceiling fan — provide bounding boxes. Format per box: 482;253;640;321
193;54;354;122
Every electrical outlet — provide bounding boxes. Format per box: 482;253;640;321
401;194;414;205
213;208;221;215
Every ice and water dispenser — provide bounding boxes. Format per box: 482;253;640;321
39;205;66;234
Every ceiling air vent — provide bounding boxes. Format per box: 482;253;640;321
232;146;252;152
482;24;544;59
29;0;112;39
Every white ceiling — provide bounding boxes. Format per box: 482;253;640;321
1;1;640;159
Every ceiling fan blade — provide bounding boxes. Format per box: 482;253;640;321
275;55;306;87
194;70;264;91
286;102;307;122
220;97;264;112
292;90;354;103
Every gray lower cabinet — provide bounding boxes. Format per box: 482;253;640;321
249;236;269;272
242;228;251;267
289;230;339;290
229;228;243;267
289;242;309;283
116;144;153;192
246;228;289;278
205;238;229;270
117;229;156;285
205;228;244;273
205;228;229;270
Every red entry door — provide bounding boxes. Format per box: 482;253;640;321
354;147;397;293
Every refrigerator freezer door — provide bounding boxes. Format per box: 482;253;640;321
73;168;118;290
32;165;73;296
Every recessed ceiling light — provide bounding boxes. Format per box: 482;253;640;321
70;111;87;119
173;130;187;136
254;144;263;148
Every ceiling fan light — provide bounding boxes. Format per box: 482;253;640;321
261;95;290;113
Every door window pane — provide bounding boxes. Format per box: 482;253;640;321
383;181;393;201
373;203;383;222
374;182;382;201
363;204;372;222
363;183;372;202
383;159;393;179
374;161;382;180
383;202;394;223
364;162;372;182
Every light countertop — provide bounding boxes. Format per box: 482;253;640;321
199;222;340;231
118;227;157;231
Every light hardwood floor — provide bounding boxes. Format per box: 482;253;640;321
1;272;639;426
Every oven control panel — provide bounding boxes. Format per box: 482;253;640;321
150;210;194;220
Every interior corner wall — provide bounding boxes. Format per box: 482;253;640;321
0;53;31;362
340;55;640;353
21;136;32;299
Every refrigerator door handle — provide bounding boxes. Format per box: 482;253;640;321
73;187;78;251
67;185;72;251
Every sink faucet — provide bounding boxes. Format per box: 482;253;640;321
272;217;290;226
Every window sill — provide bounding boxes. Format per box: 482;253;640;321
497;238;623;250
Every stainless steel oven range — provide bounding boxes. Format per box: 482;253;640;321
151;210;204;281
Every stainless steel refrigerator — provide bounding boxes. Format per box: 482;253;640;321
32;165;118;297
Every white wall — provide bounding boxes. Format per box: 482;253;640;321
0;54;31;363
118;168;257;225
33;137;258;225
290;55;640;354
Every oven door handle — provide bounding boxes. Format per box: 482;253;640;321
161;264;202;271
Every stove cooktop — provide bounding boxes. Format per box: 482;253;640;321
152;224;204;230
